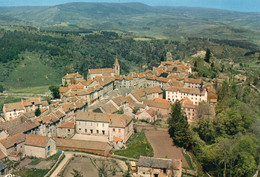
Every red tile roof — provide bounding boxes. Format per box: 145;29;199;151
68;85;85;89
25;134;50;148
113;137;123;142
89;68;114;74
58;120;75;129
0;133;26;149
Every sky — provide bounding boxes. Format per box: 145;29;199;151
0;0;259;12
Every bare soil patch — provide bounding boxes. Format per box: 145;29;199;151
145;130;189;168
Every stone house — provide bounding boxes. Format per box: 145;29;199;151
0;133;26;160
3;102;25;121
100;102;118;114
128;86;163;105
57;120;75;138
184;78;202;88
22;98;49;113
0;116;39;138
62;72;84;86
135;108;157;123
181;98;198;122
109;114;134;143
100;95;128;114
24;134;56;158
35;110;66;137
137;156;182;177
144;98;171;116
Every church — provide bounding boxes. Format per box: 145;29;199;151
87;57;120;80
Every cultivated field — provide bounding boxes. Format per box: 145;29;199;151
145;130;189;168
61;156;124;177
62;157;99;177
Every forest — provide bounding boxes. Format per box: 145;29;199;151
0;26;258;89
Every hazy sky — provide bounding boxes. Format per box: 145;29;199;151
0;0;259;12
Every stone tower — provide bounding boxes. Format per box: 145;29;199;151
113;57;120;76
166;52;174;62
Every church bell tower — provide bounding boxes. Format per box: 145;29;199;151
113;57;120;76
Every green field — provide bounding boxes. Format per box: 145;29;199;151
9;86;50;94
114;131;153;159
2;52;61;89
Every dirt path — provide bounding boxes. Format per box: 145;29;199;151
50;153;73;177
145;130;189;167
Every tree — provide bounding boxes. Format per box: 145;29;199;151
49;85;60;99
205;48;211;63
160;55;164;62
0;85;4;93
132;107;140;114
71;169;83;177
168;101;193;150
163;89;166;99
35;107;41;117
117;108;124;114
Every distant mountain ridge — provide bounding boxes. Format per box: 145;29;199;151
0;2;259;28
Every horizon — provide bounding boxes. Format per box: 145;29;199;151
0;0;259;12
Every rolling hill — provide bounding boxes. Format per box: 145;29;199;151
0;2;259;89
0;3;260;44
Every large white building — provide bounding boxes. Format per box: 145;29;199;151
75;112;133;143
166;86;207;105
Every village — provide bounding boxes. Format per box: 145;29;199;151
0;53;218;177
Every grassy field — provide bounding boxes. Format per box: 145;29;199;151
14;169;49;177
9;86;50;94
114;131;153;159
3;51;61;89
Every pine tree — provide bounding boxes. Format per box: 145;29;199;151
160;55;164;62
205;48;211;63
35;107;41;117
168;101;193;150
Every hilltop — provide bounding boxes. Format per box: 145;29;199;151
0;2;260;44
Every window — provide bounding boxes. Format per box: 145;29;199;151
68;129;70;132
102;123;104;127
85;129;87;133
48;146;50;150
163;168;167;173
79;128;81;131
102;130;105;135
154;174;158;177
97;130;99;134
91;129;93;134
113;128;115;132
